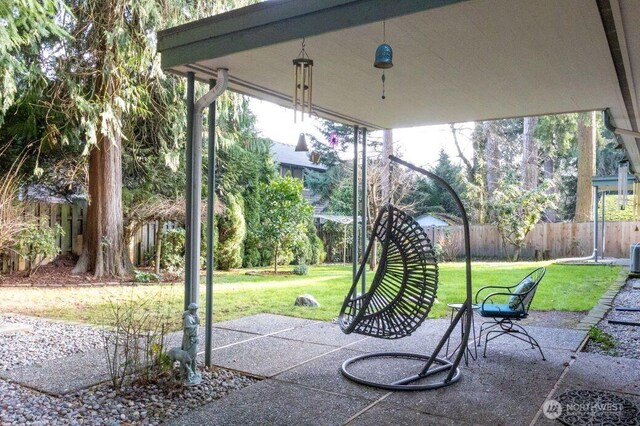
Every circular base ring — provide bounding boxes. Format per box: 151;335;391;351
341;352;461;391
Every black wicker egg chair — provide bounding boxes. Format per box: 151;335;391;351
338;155;474;391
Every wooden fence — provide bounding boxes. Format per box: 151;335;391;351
0;202;171;273
430;221;640;260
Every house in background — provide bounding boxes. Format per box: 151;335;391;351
415;214;450;230
270;141;327;213
270;141;326;187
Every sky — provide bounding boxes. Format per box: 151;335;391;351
249;99;474;169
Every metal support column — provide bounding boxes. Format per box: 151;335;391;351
205;80;216;367
593;187;599;262
184;72;195;310
361;128;367;294
601;190;606;258
352;125;359;287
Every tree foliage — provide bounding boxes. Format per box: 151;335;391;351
488;176;556;261
258;176;313;272
408;149;465;217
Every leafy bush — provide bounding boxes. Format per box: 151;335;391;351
310;233;325;265
160;228;185;273
16;221;64;276
293;263;309;275
258;176;314;272
133;269;161;283
216;193;246;270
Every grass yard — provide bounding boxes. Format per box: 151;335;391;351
0;262;622;329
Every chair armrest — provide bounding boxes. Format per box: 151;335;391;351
475;285;515;303
479;291;519;312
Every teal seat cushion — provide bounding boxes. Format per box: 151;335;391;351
508;277;536;310
479;303;524;319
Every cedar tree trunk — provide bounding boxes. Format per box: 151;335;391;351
574;112;596;222
73;131;130;278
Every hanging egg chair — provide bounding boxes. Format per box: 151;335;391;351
338;155;474;391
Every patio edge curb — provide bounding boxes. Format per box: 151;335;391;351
575;267;628;332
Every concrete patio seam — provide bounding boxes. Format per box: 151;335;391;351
212;320;320;335
269;336;371;377
528;353;578;426
341;392;392;425
196;326;300;356
529;268;630;425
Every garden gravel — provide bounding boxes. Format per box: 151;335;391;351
585;278;640;359
0;314;258;424
0;314;103;371
0;367;257;425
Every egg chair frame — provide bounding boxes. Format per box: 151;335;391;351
338;155;473;391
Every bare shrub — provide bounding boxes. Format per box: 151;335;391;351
436;229;461;262
101;289;175;389
0;147;30;258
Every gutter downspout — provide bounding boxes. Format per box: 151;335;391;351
555;182;600;264
604;109;640;139
186;68;229;306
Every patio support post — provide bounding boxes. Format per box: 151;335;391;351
352;126;359;290
205;79;216;367
361;128;367;294
593;187;599;262
188;69;229;308
602;190;606;257
184;72;195;310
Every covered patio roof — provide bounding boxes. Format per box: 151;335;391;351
158;0;640;173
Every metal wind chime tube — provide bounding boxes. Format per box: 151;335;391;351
619;162;629;209
293;38;313;123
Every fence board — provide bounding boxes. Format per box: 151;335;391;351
430;221;640;260
1;202;167;273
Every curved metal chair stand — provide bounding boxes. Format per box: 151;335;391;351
338;155;474;391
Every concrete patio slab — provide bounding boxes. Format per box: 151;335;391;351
346;401;475;426
274;348;389;402
209;335;335;377
0;349;109;395
166;379;372;426
476;325;586;354
558;352;640;396
215;313;318;335
275;321;370;347
0;323;33;335
346;319;452;354
384;348;574;426
166;326;258;349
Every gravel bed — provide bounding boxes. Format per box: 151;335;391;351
584;278;640;359
0;314;103;371
0;366;258;425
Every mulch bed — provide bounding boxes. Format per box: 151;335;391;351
0;257;181;288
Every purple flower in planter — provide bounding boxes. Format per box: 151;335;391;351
329;131;339;148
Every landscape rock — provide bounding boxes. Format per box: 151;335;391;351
294;294;320;307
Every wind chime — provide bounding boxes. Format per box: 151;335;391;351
374;20;393;99
293;37;313;123
618;160;629;210
293;38;313;152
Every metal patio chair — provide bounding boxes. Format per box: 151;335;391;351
475;267;547;360
338;156;474;391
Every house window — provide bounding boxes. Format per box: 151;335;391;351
280;165;308;188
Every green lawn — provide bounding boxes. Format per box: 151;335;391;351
0;262;621;328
